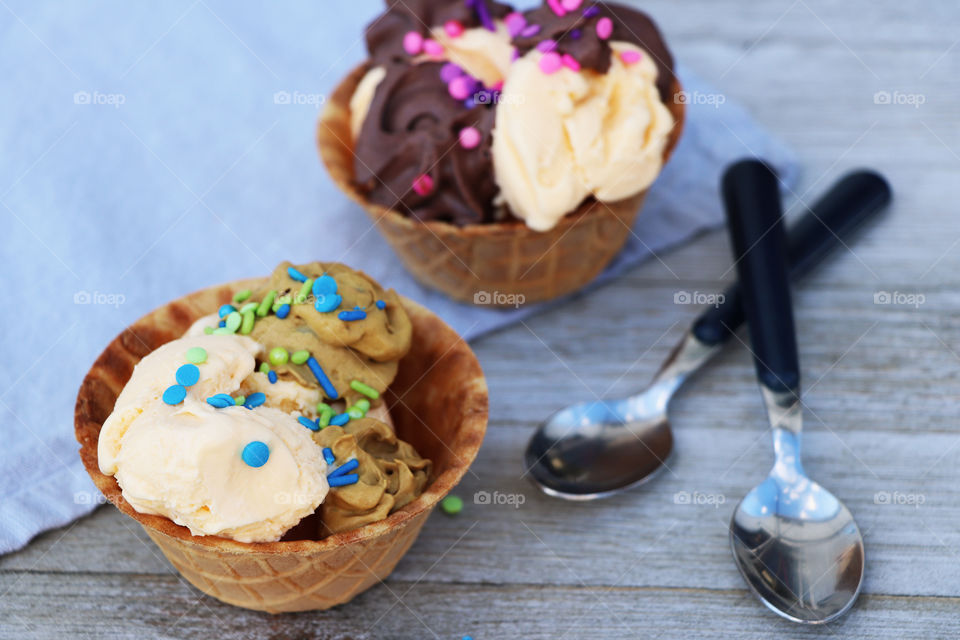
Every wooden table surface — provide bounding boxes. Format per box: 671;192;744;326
3;0;959;638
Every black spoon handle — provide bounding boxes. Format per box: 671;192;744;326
692;170;891;346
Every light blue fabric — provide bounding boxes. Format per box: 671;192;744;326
0;0;797;554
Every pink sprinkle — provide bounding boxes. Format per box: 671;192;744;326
444;20;464;38
402;31;423;56
561;54;581;71
539;51;563;74
423;39;444;58
449;76;473;101
412;174;434;196
536;39;557;53
546;0;567;17
520;24;541;38
491;80;504;91
596;16;613;40
505;11;526;37
562;0;583;9
620;50;642;65
459;126;482;149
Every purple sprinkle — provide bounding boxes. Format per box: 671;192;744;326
583;5;600;18
463;96;476;109
440;62;463;83
511;48;520;62
468;0;496;31
570;28;582;40
536;39;557;53
520;24;541;37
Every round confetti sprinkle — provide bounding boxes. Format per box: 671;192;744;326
439;62;463;83
313;274;338;296
448;75;473;101
162;384;186;405
244;392;266;409
412;174;434;196
314;293;342;313
440;495;464;515
459;126;481;149
276;303;291;319
444;19;464;38
241;441;270;468
620;50;642;65
375;300;386;310
539;51;563;74
596;16;613;39
206;393;234;408
287;266;308;282
224;311;242;333
290;350;310;365
218;304;236;318
562;53;581;71
185;347;207;364
233;289;252;303
402;30;423;55
267;370;278;384
175;363;200;387
298;416;320;431
269;347;289;366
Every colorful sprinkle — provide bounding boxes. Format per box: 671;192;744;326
376;300;386;310
570;28;582;40
350;380;380;400
444;19;464;38
268;370;277;384
402;30;423;56
330;412;350;427
298;416;320;431
306;356;339;399
232;289;251;303
207;393;235;408
314;293;342;313
316;401;332;414
256;290;276;317
322;447;336;465
582;5;600;18
241;441;270;468
561;0;583;10
259;362;271;374
312;274;338;296
290;350;310;365
467;0;495;31
536;39;557;53
269;347;289;366
233;395;245;406
338;307;367;322
327;473;358;487
239;302;258;313
276;303;291;319
423;38;443;58
218;320;226;328
440;62;464;83
620;50;642;65
175;363;200;387
440;495;464;515
224;311;242;333
596;16;613;40
212;327;232;335
505;12;526;37
203;326;214;335
347;406;364;419
520;23;541;37
319;410;333;428
329;458;359;478
546;0;567;17
162;384;186;405
448;75;473;101
539;51;563;74
185;347;207;364
240;310;255;335
412;174;434;196
562;53;581;71
287;266;307;282
218;304;236;318
244;392;266;409
355;398;371;413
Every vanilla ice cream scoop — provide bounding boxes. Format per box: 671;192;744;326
98;334;329;543
492;42;674;231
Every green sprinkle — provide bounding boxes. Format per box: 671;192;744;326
224;311;242;333
272;295;292;313
259;362;271;374
347;406;364;419
318;409;332;428
240;310;256;335
233;395;245;406
440;495;463;515
296;278;314;304
316;402;331;414
350;380;379;400
290;350;310;365
269;347;289;366
185;347;207;364
257;290;276;317
233;289;252;303
355;398;370;413
212;327;233;335
239;301;258;314
203;326;214;335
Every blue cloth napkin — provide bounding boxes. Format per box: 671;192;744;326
0;0;797;554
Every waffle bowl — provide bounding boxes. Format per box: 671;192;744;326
74;279;488;613
317;63;685;306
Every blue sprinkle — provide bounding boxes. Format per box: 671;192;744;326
218;304;236;318
162;384;186;405
244;392;266;409
306;356;339;399
276;303;291;319
314;293;342;313
375;300;386;310
206;393;235;408
327;473;359;487
297;416;319;431
218;320;226;328
241;441;270;467
338;307;367;322
322;447;335;464
312;274;338;296
268;370;277;384
175;363;200;387
287;266;307;282
330;412;350;427
329;458;359;478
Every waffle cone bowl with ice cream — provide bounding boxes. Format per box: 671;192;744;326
317;1;685;306
74;271;488;613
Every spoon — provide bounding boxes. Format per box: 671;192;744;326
724;159;864;623
524;170;891;500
